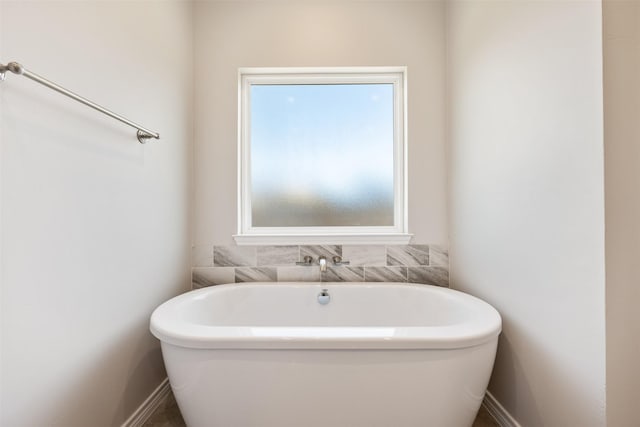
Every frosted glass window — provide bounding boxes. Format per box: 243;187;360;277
250;83;394;227
238;68;407;243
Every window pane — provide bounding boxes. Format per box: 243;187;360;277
250;83;394;227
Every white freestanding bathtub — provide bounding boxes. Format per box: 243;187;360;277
150;282;501;427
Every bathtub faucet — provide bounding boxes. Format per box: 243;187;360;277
318;256;327;272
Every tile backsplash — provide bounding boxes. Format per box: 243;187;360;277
192;244;449;289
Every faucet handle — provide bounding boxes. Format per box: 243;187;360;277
295;255;314;266
332;256;350;266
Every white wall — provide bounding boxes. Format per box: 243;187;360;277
447;1;606;426
193;0;447;246
603;1;640;424
0;2;193;426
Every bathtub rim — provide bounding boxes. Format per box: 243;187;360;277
150;282;502;350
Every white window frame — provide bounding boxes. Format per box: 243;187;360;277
234;67;411;245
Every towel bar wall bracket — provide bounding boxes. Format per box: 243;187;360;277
0;61;159;144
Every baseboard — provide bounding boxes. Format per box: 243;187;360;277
121;377;171;427
482;391;522;427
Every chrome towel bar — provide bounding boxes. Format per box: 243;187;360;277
0;61;159;144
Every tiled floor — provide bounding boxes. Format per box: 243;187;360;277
144;391;500;427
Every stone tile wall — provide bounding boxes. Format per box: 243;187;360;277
192;244;449;288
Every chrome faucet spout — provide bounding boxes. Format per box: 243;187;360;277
318;256;327;272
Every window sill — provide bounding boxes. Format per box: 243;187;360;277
233;233;413;246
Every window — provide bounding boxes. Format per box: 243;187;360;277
236;67;409;244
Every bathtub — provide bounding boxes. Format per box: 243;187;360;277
150;282;501;427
